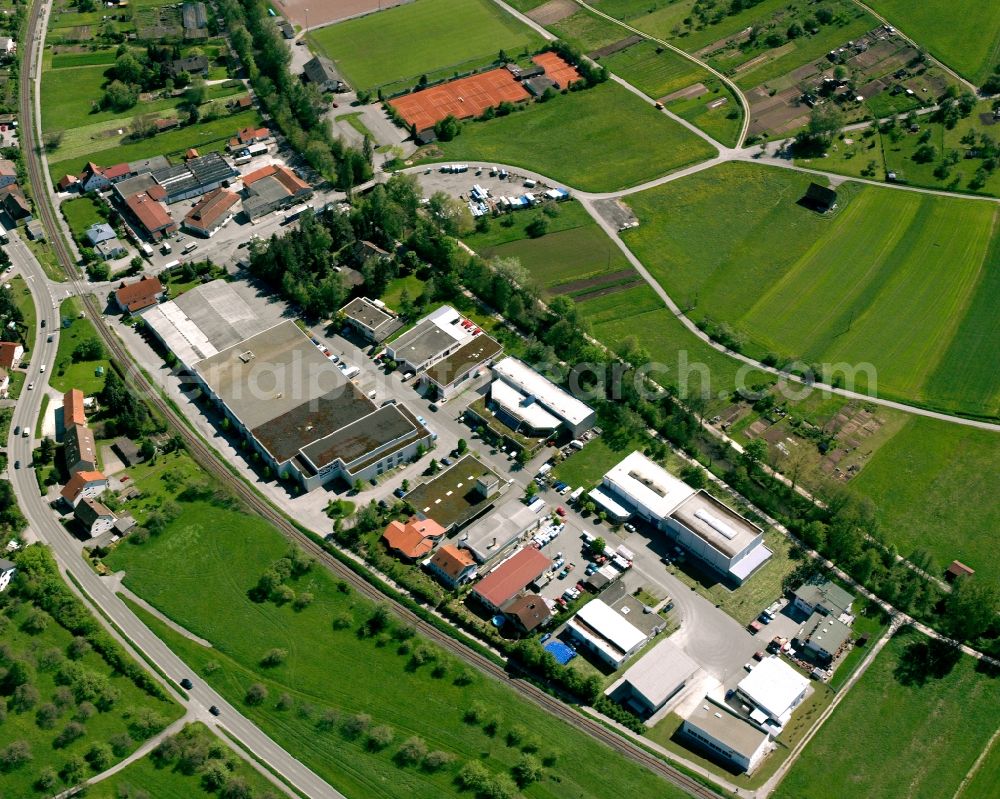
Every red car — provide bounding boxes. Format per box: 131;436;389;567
556;506;566;517
748;620;764;633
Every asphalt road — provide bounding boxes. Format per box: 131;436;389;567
4;230;345;799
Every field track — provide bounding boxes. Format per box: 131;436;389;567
19;2;717;796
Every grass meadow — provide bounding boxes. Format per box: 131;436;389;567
849;416;1000;586
102;498;690;799
0;577;182;797
310;0;541;91
50;297;111;395
620;162;1000;418
83;723;277;799
61;196;103;239
429;81;716;191
463;201;634;293
774;627;1000;799
865;0;1000;84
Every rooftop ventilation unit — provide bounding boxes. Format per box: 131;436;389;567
694;508;738;540
238;350;255;363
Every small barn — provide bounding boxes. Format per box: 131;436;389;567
801;182;838;213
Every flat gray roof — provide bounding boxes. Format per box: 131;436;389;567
425;334;502;387
461;496;541;562
390;319;459;366
299;402;417;471
195;320;345;433
670;491;761;559
341;297;393;330
685;703;768;759
611;637;698;707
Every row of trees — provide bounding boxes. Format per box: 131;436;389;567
217;0;371;186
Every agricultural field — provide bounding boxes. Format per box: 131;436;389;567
83;723;278;799
425;81;716;191
865;0;1000;85
309;0;542;93
102;494;691;799
0;547;182;798
620;161;1000;418
50;297;110;395
803;100;1000;198
774;627;1000;799
463;201;637;296
849;416;1000;586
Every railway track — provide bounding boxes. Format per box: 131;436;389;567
18;5;724;797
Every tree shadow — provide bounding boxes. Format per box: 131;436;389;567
894;638;962;687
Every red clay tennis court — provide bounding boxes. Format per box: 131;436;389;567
532;52;581;87
389;67;529;132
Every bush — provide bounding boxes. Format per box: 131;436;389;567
423;750;454;771
395;735;428;765
342;713;371;739
260;648;288;667
366;724;394;751
245;683;268;705
0;740;31;772
457;760;490;790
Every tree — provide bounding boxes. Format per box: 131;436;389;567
72;337;105;362
367;724;394;750
942;577;999;642
245;683;268;705
741;439;768;471
433;114;460;141
86;742;113;771
512;753;543;787
457;761;490;791
913;143;937;163
260;648;288;667
102;79;139;112
786;22;803;39
525;216;549;238
456;438;468;455
794;105;844;156
589;537;606;556
0;740;31;771
395;735;428;765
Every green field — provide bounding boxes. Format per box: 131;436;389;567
429;81;716;191
61;196;104;239
464;201;634;293
103;498;690;799
0;549;182;798
9;274;37;353
310;0;541;91
850;417;1000;586
548;8;630;53
84;723;277;799
866;0;1000;84
775;627;1000;799
49;109;261;182
621;162;1000;418
50;297;110;395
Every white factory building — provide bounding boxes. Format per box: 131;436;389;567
591;451;772;584
489;357;595;437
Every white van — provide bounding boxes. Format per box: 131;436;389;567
160;242;172;255
139;242;154;258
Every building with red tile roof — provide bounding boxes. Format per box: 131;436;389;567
241;165;313;220
124;192;176;240
381;516;446;560
63;388;86;428
60;470;108;507
114;275;164;314
428;544;478;588
471;547;552;612
182;188;239;238
0;341;23;370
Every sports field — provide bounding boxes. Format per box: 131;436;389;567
104;497;690;799
309;0;541;91
865;0;1000;84
621;162;1000;418
850;416;1000;586
774;628;1000;799
429;81;716;191
389;67;529;130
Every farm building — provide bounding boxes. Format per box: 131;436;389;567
801;182;838;213
736;656;810;726
471;546;552;613
114;276;164;314
339;297;403;343
593;452;772;584
605;637;698;718
489;357;595;437
427;544;478;588
681;702;771;774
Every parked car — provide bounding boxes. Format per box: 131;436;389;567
13;460;19;469
753;651;765;661
13;425;18;436
40;319;45;328
758;612;773;624
27;382;33;390
748;619;764;633
209;705;220;716
180;678;193;689
556;506;566;517
624;522;636;533
744;662;755;672
441;457;453;467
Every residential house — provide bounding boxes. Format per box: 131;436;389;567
381;516;446;561
169;55;209;77
795;612;851;663
124;192;176;240
0;186;30;220
64;424;98;473
0;158;17;189
0;38;15;57
57;174;79;193
74;497;117;537
791;579;853;619
0;341;23;370
114;275;164;314
182;188;239;237
63;388;87;429
0;366;8;397
338;297;403;344
0;558;14;592
79;162;113;193
95;238;128;261
60;470;109;507
228;126;270;152
503;593;551;633
85;222;117;247
427;544;477;588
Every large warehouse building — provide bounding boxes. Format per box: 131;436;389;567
144;282;432;490
593;452;772;584
489;357;595;437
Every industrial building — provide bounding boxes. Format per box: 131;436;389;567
403;455;506;531
183;188;240;237
151;152;237;203
489;357;595;437
564;587;666;669
338;297;403;343
471;546;551;612
736;656;810;727
605;637;698;718
456;494;545;566
385;305;474;374
420;333;503;399
241;164;313;220
142;281;432;491
592;452;772;584
681;702;771;774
